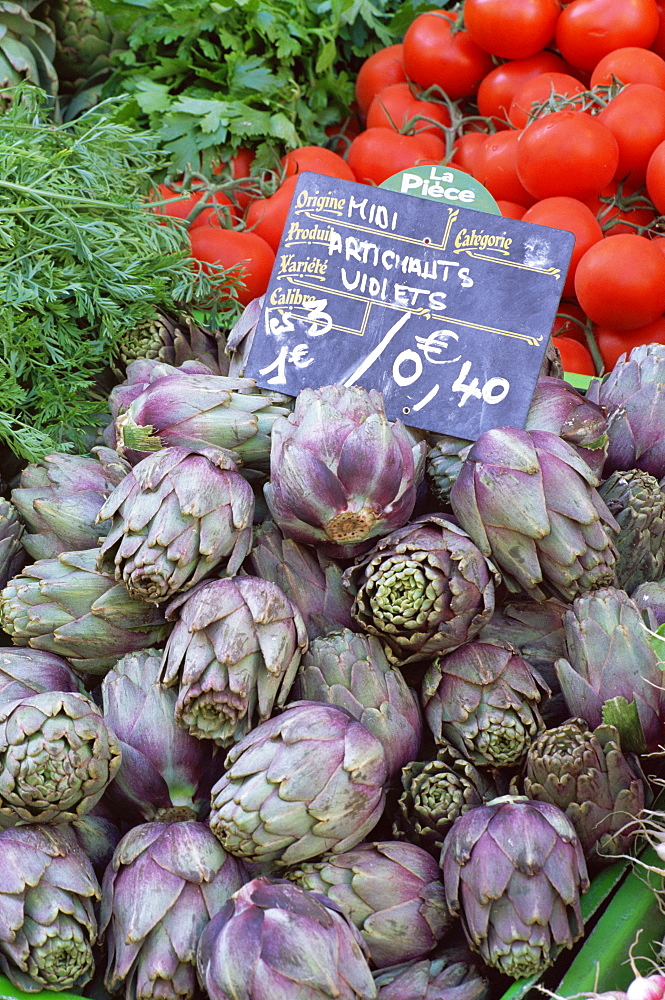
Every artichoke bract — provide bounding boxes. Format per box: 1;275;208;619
296;628;422;778
523;719;646;868
450;427;619;603
422;642;548;768
0;497;26;589
554;586;665;753
96;446;254;605
264;384;426;559
524;376;609;479
196;876;377;1000
101;821;248;1000
631;578;665;625
343;514;497;667
11;448;130;560
0;824;101;992
209;701;388;867
287;841;453;969
160;576;308;747
245;519;356;640
0;548;171;676
598;469;665;592
372;947;490;1000
101;648;220;823
440;796;589;980
0;648;83;710
0;690;122;826
115;372;289;471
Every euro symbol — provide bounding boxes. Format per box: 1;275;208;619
415;329;462;365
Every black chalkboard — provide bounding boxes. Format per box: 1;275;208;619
244;172;575;439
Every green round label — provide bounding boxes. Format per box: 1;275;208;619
380;164;501;215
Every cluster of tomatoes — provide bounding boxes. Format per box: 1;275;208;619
153;0;665;375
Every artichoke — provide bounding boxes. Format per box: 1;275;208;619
245;519;356;641
0;823;100;991
425;436;472;509
440;795;589;980
160;576;308;747
0;497;26;589
96;446;254;604
524;376;609;479
372;947;490;1000
36;0;120;92
209;701;388;867
264;384;426;559
597;469;665;591
343;514;497;667
0;1;57;101
101;648;221;823
0;647;83;709
450;427;619;602
586;342;665;480
11;447;130;560
196;876;377;1000
0;689;121;826
114;372;289;471
101;820;248;1000
287;841;453;969
554;586;665;753
112;309;229;377
296;628;422;779
71;810;122;878
0;547;171;676
523;719;646;868
631;578;665;625
422;642;548;768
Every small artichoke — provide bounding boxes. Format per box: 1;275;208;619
523;719;646;867
101;821;248;1000
372;947;490;1000
343;514;497;667
0;824;100;992
96;446;254;604
0;497;26;589
440;795;589;980
598;469;665;591
524;375;609;479
0;689;122;826
160;576;308;747
287;841;453;969
450;427;619;602
426;436;472;509
112;309;229;377
296;628;422;778
264;384;426;559
422;642;548;768
196;876;377;1000
209;701;388;867
0;547;171;676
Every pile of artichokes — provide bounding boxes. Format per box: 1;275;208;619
0;328;663;1000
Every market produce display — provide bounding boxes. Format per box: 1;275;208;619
2;0;665;999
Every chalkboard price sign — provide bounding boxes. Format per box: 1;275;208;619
244;172;575;440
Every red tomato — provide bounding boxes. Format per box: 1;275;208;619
553;335;596;375
575;233;665;329
402;10;494;100
244;175;299;253
281;146;355;182
496;200;528;218
651;0;665;56
555;0;660;73
325;114;362;155
463;0;561;59
150;184;235;229
516;111;619;200
646;136;665;212
451;131;489;173
366;83;451;135
211;148;257;213
188;227;275;306
473;130;536;206
355;44;407;117
585;181;658;236
590;46;665;89
652;235;665;257
346;128;445;186
477;52;568;125
522;197;603;296
508;72;587;128
597;83;665;184
551;300;589;342
594;316;665;369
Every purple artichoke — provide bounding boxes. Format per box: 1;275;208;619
631;578;665;625
372;947;490;1000
0;498;26;589
296;628;422;779
287;841;453;969
101;648;220;823
112;309;229;377
524;375;609;478
101;821;248;1000
160;576;308;747
195;876;377;1000
0;648;84;710
209;701;388;867
450;427;619;603
440;796;589;980
343;514;497;666
598;469;665;592
264;384;426;559
96;446;254;604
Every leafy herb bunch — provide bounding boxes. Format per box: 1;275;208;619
0;85;235;465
